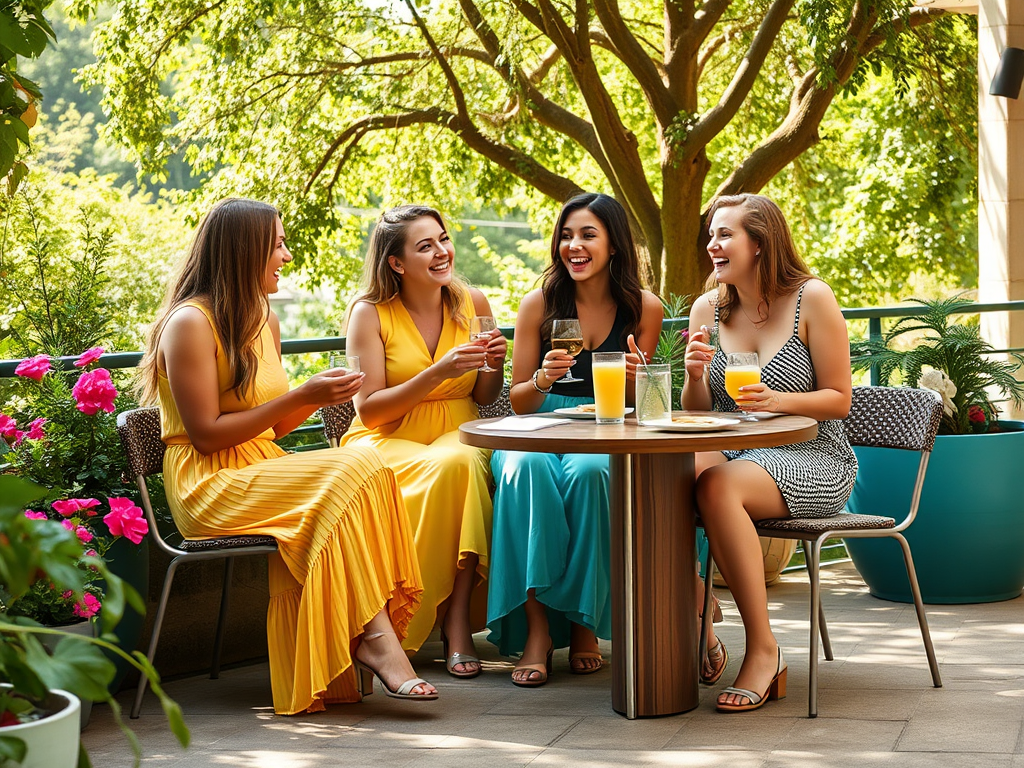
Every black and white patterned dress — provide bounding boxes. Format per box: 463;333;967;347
708;284;857;519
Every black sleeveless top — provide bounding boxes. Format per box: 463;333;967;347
538;307;629;398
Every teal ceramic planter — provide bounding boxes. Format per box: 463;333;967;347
845;421;1024;604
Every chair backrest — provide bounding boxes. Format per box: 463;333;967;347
844;386;943;453
319;383;514;443
116;407;166;477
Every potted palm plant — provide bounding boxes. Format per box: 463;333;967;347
0;475;188;767
847;294;1024;603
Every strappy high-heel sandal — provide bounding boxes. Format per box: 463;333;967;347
354;632;438;701
511;643;554;688
440;626;481;679
716;647;786;713
699;638;728;685
699;593;725;624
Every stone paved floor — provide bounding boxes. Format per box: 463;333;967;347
81;562;1024;767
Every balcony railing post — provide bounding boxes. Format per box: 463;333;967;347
868;317;882;386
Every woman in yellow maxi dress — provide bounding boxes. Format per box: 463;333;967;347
141;199;436;714
342;205;506;677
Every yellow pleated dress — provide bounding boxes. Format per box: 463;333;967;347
339;291;492;651
158;303;422;715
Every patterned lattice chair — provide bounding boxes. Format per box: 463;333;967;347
116;407;278;719
698;386;944;717
319;383;514;447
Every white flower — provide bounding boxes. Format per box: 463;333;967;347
919;366;957;416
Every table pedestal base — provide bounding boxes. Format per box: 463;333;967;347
611;452;699;718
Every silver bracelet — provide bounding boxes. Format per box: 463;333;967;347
532;368;553;394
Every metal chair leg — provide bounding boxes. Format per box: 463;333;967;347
807;538;823;718
804;540;833;661
131;557;182;719
894;532;942;688
210;559;235;680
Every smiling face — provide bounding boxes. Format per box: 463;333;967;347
388;215;455;288
263;217;292;294
558;208;613;280
707;205;759;285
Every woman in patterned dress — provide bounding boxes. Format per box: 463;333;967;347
140;198;436;714
682;194;857;713
341;205;505;678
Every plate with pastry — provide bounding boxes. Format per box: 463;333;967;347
643;415;742;432
553;404;634;420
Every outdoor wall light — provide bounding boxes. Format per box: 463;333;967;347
990;47;1024;99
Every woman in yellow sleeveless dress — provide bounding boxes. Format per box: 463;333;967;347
139;199;437;714
342;205;506;677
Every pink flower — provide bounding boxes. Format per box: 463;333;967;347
25;417;47;440
12;429;25;445
73;593;101;619
14;354;50;381
61;590;73;600
61;519;74;532
84;549;98;558
104;497;149;545
72;368;118;415
24;510;47;520
968;405;986;424
0;413;18;438
52;498;101;518
74;347;105;367
75;526;93;543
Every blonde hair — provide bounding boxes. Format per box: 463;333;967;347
354;205;469;328
138;198;278;404
703;194;813;323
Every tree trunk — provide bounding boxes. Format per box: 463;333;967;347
657;146;712;302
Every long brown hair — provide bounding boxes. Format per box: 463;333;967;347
138;198;278;404
540;193;645;346
354;204;470;327
703;194;813;323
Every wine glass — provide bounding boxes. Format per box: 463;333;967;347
551;318;584;383
470;316;498;373
329;354;360;373
725;352;760;421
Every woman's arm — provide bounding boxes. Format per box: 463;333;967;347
349;300;488;429
734;280;852;420
469;287;507;406
681;292;716;411
508;290;575;414
162;307;361;454
624;290;665;406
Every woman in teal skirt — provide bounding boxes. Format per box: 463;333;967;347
487;193;663;686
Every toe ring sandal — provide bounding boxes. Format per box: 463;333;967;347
441;628;481;679
569;651;604;675
716;648;786;713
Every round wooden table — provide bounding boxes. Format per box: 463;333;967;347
460;412;818;719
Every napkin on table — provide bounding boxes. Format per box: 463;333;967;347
477;416;572;432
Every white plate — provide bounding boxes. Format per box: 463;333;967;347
643;416;742;432
553;406;634;420
745;411;786;420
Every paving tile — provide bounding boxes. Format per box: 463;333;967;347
785;717;905;752
898;690;1023;753
551;714;685;750
666;711;797;750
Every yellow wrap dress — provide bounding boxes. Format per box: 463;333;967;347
339;290;492;651
158;302;422;715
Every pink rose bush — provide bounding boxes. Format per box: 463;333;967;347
4;346;148;626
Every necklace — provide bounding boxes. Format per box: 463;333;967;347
739;301;769;327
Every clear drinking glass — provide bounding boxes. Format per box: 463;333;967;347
470;316;498;372
329;354;360;373
636;364;672;426
551;318;584;383
592;351;627;424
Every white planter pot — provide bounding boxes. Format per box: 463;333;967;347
0;686;80;768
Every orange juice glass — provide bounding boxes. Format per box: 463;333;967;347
724;352;760;402
592;352;627;424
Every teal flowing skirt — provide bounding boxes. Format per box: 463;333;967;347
486;393;612;656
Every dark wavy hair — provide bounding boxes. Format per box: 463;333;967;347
540;193;644;346
703;194;813;323
139;198;278;404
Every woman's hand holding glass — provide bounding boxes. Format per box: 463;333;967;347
537;347;576;387
470;316;507;373
683;325;717;382
301;367;365;406
435;343;489;379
